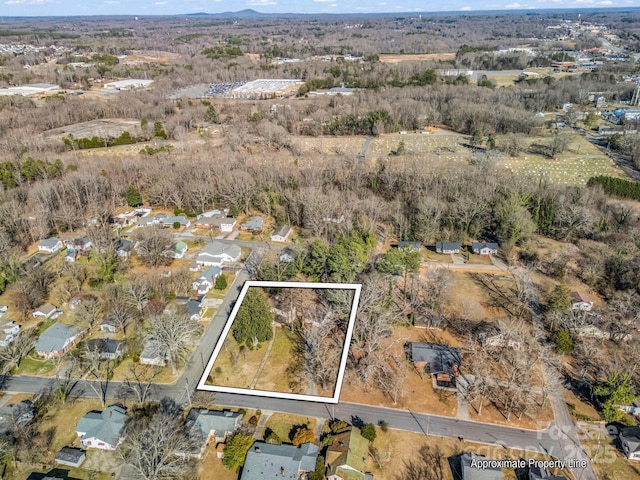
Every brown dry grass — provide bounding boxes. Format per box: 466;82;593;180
198;449;239;480
369;428;569;480
263;413;318;444
467;398;554;430
122;50;180;64
341;327;458;416
378;53;455;63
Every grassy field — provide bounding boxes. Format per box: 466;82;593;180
209;336;266;388
262;413;318;444
254;326;301;393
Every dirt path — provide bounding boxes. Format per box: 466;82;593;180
421;262;506;275
249;325;277;390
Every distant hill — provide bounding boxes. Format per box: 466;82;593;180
186;9;267;18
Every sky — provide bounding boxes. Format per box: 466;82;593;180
2;0;640;17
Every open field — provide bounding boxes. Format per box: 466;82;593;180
44;118;142;139
378;53;456;63
121;50;180;64
253;326;297;392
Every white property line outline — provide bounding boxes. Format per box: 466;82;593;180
197;280;362;404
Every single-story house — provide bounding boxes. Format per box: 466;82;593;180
240;442;319;480
32;303;62;320
182;299;204;321
413;314;445;330
471;242;499;255
326;427;369;480
162;216;191;228
38;237;63;254
0;400;35;434
474;321;523;350
620;426;640;461
35;323;86;359
279;247;295;263
457;452;502;480
140;340;166;366
86;339;124;360
195;242;241;267
99;315;119;333
570;292;594;311
55;447;86;468
137;215;161;227
192;266;222;294
172;241;188;259
409;342;461;387
0;321;20;347
197;209;226;219
195;216;237;232
271;225;293;243
65;237;92;253
182;409;242;458
241;216;265;233
76;405;127;450
529;465;566;480
436;242;461;254
397;241;422;251
115;239;133;258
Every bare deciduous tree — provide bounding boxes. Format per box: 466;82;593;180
134;227;174;267
119;401;199;480
147;312;202;375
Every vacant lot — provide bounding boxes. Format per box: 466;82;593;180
378;53;456;63
121;50;180;64
44;118;142;139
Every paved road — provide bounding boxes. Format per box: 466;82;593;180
0;241;599;476
517;268;597;480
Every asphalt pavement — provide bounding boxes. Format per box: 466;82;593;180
0;239;601;477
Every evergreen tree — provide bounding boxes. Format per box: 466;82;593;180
222;433;254;472
594;372;635;422
214;274;228;291
361;423;377;442
125;185;143;207
232;288;273;345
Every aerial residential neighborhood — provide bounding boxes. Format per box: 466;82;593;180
0;4;639;480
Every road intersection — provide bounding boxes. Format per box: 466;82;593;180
1;239;598;479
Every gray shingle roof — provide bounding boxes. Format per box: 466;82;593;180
436;241;460;252
87;339;123;355
240;442;319;480
197;242;241;261
272;225;292;238
241;216;264;230
55;447;86;465
471;242;499;252
410;343;461;376
460;453;503;480
39;237;62;249
76;405;126;447
185;409;241;438
35;323;83;353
